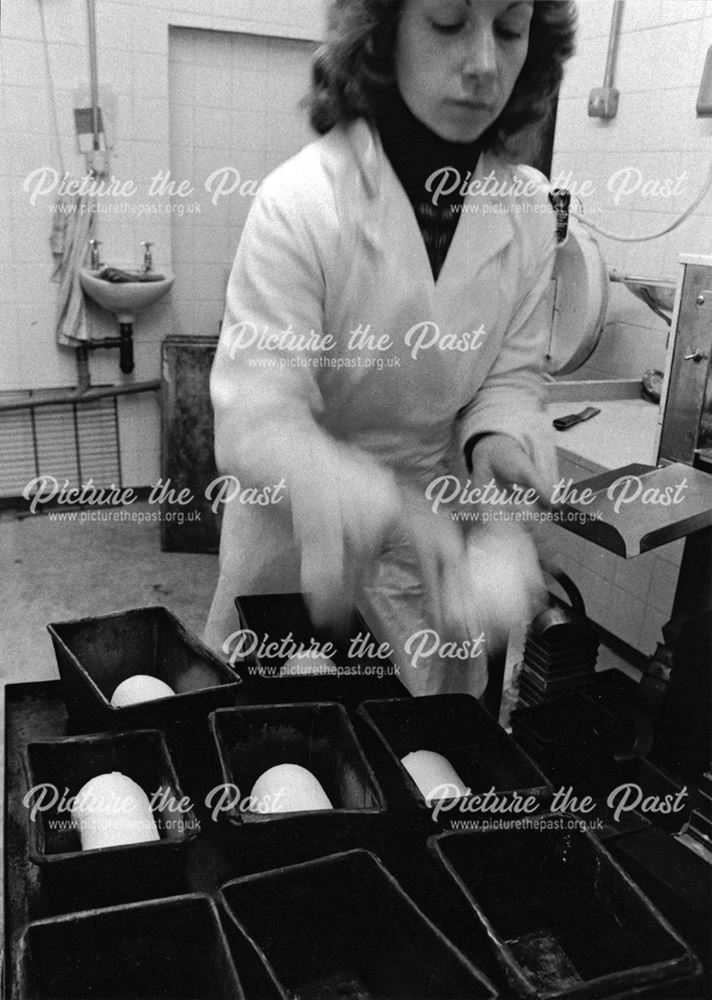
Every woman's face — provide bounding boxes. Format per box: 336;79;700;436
394;0;533;142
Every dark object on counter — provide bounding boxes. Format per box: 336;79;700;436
430;824;701;999
552;406;601;431
25;728;199;908
48;605;243;730
641;368;664;404
210;702;385;840
357;695;550;824
234;592;405;705
218;849;497;1000
15;893;243;1000
511;694;691;836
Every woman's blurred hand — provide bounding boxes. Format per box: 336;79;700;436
397;486;477;644
291;439;401;628
292;440;478;642
470;432;551;508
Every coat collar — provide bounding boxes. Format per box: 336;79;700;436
344;118;515;276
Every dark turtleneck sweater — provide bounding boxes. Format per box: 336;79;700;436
375;86;485;280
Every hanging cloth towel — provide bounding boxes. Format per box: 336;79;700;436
53;192;95;345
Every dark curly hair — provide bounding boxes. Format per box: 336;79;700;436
308;0;577;158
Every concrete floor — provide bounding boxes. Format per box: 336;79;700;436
1;502;219;685
0;502;220;928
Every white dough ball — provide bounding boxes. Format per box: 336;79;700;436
466;524;546;649
282;650;338;676
247;763;333;814
401;750;468;802
71;772;159;850
110;674;175;707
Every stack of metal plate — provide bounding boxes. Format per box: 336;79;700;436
517;606;599;709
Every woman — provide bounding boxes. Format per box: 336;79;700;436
206;0;576;698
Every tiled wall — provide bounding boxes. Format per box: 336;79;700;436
0;0;325;485
169;28;316;339
553;0;712;380
546;0;712;655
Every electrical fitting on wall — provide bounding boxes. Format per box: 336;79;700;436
73;84;115;177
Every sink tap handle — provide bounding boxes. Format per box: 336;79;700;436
141;241;154;272
88;239;103;270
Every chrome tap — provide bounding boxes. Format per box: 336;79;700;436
88;239;102;270
141;241;153;273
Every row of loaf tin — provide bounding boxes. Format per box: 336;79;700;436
7;598;703;999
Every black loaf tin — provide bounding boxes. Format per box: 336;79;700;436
218;848;498;1000
15;893;244;1000
209;702;386;850
430;823;702;999
26;728;199;908
511;694;692;836
357;694;551;826
48;605;243;730
233;592;404;704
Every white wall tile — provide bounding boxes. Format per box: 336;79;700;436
131;98;171;144
648;554;681;611
95;2;134;52
653;20;710;89
622;0;663;32
131;11;168;55
656;538;685;565
1;38;47;86
658;0;707;23
603;587;648;646
612;550;656;598
46;43;90;92
133;53;169;100
559;32;610;101
38;0;88;47
0;0;43;41
574;0;617;41
230;67;268;108
616;27;662;92
638;602;666;653
193;62;231;107
193;106;231;148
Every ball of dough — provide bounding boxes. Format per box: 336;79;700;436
466;524;546;649
71;772;159;850
401;750;468;802
247;763;333;814
110;674;175;707
281;651;338;676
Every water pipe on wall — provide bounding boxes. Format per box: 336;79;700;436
85;0;108;176
588;0;623;119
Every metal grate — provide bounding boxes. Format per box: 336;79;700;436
0;391;121;502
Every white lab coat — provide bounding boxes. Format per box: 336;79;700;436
205;118;557;698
